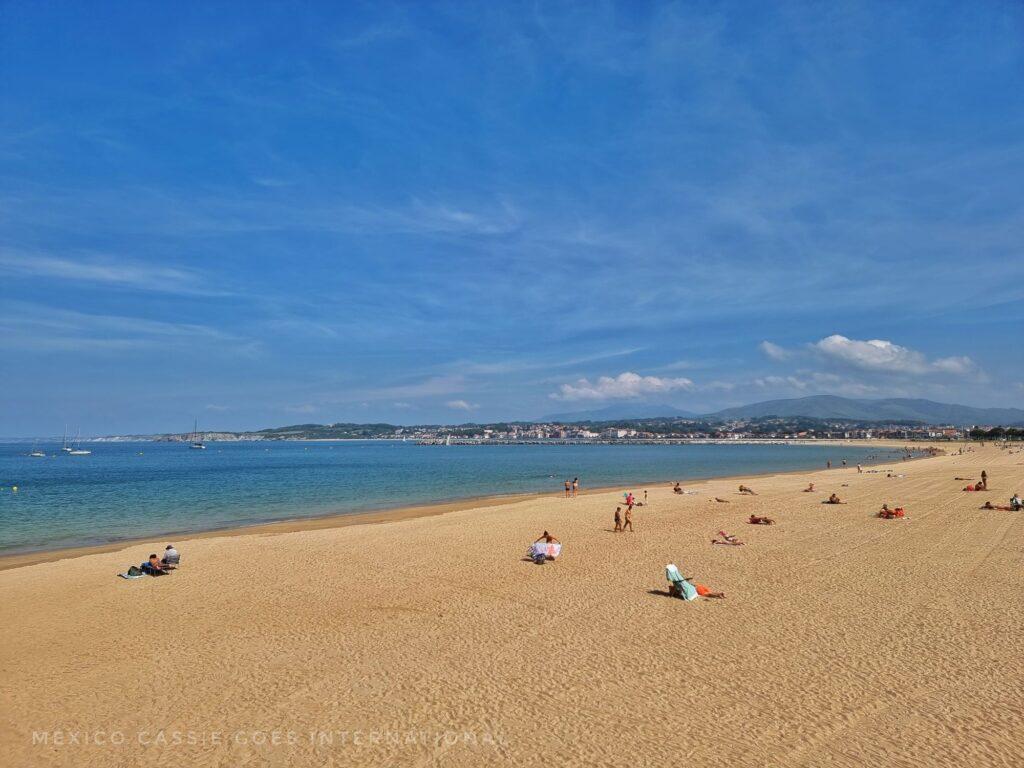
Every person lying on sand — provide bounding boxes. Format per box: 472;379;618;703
713;497;730;503
748;515;774;525
962;483;984;492
802;483;815;492
877;504;905;519
535;531;560;544
980;501;1013;511
954;477;974;481
738;485;757;495
712;530;744;545
823;494;847;504
689;579;726;599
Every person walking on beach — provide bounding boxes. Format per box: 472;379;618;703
564;480;571;498
572;477;579;497
614;507;623;532
981;470;988;489
623;506;634;532
827;460;832;470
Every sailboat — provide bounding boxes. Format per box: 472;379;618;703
68;428;92;455
29;442;45;458
61;425;72;453
189;418;206;449
444;434;452;446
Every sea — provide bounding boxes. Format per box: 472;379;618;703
0;440;905;555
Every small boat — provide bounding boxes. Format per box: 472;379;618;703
29;442;45;458
61;425;72;453
65;428;92;455
189;418;206;449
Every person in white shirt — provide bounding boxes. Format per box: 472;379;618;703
162;545;180;568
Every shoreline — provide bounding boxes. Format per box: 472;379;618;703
0;442;935;572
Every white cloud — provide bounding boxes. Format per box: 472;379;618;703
812;334;977;376
446;399;479;411
931;356;977;375
0;250;217;295
759;341;792;361
754;375;808;390
753;372;882;397
550;371;695;401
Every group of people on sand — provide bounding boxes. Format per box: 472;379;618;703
126;545;179;577
613;505;633;532
980;494;1022;511
563;477;580;498
962;470;988;492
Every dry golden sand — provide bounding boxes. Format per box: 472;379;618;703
1;444;1023;767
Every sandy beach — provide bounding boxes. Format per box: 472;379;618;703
1;443;1022;767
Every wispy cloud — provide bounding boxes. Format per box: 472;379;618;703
0;302;257;355
0;250;223;295
550;372;695;401
759;341;792;361
446;399;479;411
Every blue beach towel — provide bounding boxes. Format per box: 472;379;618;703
665;564;698;601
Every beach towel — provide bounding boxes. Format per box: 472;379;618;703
118;566;146;580
665;565;698;600
530;542;561;560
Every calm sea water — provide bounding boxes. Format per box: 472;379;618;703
0;440;901;554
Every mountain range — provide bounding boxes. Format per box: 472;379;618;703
544;396;1024;427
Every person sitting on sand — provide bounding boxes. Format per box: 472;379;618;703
878;504;906;519
614;507;623;532
738;485;757;495
141;553;167;576
673;482;683;494
535;531;560;544
748;515;774;525
823;493;846;504
1011;494;1022;511
803;483;815;492
623;506;634;532
162;545;179;569
712;530;743;546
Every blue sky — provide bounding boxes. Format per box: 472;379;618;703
2;1;1023;435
